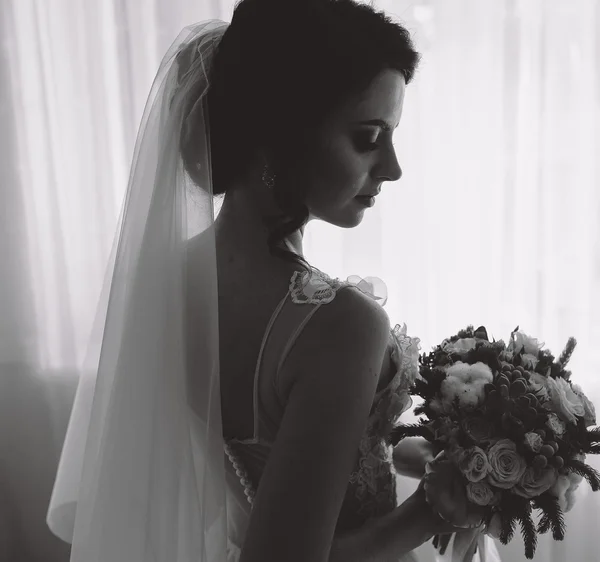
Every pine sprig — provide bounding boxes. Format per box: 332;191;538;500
565;458;600;491
533;494;565;540
412;378;432;399
557;337;577;370
516;504;538;559
457;325;476;339
499;510;517;544
463;344;503;371
586;427;600;445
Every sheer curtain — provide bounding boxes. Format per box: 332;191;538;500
1;1;598;561
0;1;232;560
305;2;600;560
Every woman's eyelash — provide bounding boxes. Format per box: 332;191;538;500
356;132;381;150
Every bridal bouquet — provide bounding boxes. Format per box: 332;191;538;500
389;325;599;559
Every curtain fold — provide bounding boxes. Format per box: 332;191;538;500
1;1;598;561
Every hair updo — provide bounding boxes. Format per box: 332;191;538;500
180;0;420;265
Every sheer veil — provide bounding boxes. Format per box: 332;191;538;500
46;20;230;562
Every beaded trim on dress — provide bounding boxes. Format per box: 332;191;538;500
224;442;256;505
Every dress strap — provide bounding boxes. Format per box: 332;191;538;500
250;290;289;441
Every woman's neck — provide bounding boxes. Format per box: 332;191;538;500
214;183;306;265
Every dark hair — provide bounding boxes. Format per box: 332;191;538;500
181;0;420;266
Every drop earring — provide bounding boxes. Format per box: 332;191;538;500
261;163;276;190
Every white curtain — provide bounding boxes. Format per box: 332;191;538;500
1;1;598;561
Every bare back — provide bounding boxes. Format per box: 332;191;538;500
186;228;396;436
216;257;304;441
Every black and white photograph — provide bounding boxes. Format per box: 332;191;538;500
1;1;599;561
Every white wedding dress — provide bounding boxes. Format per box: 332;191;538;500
221;265;421;561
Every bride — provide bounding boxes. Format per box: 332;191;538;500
47;1;490;561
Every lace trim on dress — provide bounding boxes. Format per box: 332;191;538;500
344;323;422;525
289;267;389;307
289;268;341;305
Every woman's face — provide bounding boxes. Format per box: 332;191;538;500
302;68;406;228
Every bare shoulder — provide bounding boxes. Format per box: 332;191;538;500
239;282;391;562
283;282;391;384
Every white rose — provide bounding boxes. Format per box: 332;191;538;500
442;338;478;355
546;377;585;423
466;481;498;506
521;353;539;370
514;466;558;498
549;472;583;513
458;447;491;483
528;372;550;401
546;413;566;436
509;331;544;355
565;489;579;512
524;432;543;453
572;384;596;427
486;439;527;489
549;475;570;511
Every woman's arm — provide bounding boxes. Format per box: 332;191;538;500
239;289;393;562
329;485;449;562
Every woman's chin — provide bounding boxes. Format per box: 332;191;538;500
313;205;366;229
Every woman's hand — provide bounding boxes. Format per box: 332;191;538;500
392;437;436;479
409;479;486;562
407;479;469;538
330;479;463;562
421;454;487;531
